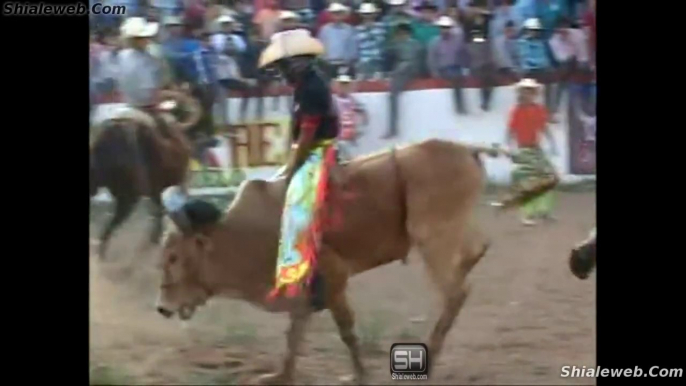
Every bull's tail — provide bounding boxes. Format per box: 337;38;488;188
467;144;515;165
390;147;409;265
466;144;560;211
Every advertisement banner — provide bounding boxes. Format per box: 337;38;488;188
567;83;596;175
182;117;291;208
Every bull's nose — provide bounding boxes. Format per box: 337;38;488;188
157;306;174;318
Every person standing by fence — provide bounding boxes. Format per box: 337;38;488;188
333;74;368;160
502;78;559;226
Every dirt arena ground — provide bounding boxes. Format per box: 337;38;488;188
89;191;596;385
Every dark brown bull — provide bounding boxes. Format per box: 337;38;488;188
569;227;596;280
89;90;201;258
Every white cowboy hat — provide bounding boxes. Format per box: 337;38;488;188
279;10;300;20
434;15;455;28
358;3;378;14
523;18;543;30
258;29;325;68
515;78;542;89
336;74;353;83
163;15;182;26
217;14;235;24
120;17;159;38
386;0;407;5
328;2;349;13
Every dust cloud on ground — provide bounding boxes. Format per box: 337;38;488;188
89;192;596;385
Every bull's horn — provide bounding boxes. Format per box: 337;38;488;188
158;89;202;131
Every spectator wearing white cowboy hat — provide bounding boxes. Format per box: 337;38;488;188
116;17;176;132
212;14;247;56
160;15;183;41
427;15;468;114
315;1;360;35
279;10;302;31
318;3;358;78
354;2;386;80
210;14;250;124
517;17;554;121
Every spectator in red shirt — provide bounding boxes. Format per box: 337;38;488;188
315;1;360;35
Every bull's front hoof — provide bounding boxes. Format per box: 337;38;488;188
254;372;293;385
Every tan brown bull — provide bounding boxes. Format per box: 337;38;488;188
155;139;523;384
90;89;201;258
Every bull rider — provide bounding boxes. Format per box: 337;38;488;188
258;29;344;310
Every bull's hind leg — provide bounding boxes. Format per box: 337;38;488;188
99;193;139;259
415;226;489;373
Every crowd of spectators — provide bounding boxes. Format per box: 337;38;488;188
90;0;596;137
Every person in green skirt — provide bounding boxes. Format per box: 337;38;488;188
503;78;559;226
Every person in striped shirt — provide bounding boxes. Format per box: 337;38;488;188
333;74;368;160
354;3;386;79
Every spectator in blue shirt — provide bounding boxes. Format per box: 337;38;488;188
490;0;523;38
517;17;553;117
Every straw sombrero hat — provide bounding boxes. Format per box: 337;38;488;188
258;29;325;68
515;78;542;89
120;17;159;38
358;3;378;14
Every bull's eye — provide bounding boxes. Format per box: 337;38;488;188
168;254;178;264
